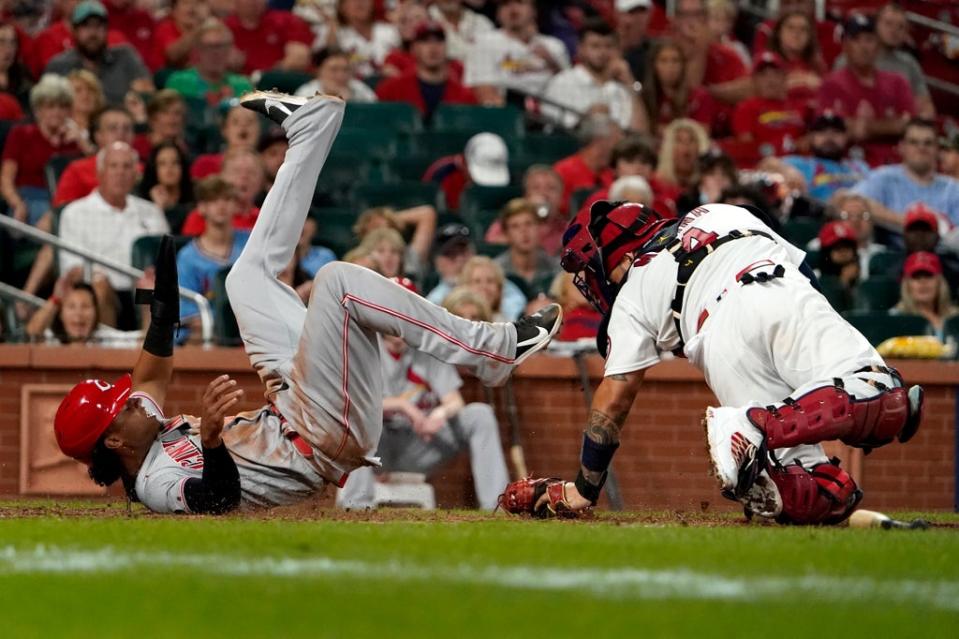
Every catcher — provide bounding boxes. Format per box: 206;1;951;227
501;201;924;524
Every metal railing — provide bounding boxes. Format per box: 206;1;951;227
0;215;214;345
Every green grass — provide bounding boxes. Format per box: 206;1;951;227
1;503;958;638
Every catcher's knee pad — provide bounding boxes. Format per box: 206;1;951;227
747;384;910;450
768;461;862;526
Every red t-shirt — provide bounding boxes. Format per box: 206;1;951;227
556;306;602;342
180;206;260;236
29;21;127;78
190;153;224;180
375;72;476;116
553;154;614;215
382;50;465;83
703;42;748;86
224;11;313;75
152;18;183;70
106;1;158;70
53;156;97;206
732;96;807;155
754;18;842;68
0;92;23;121
1;124;81;188
422;154;468;211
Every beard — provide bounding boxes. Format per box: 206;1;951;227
813;140;844;161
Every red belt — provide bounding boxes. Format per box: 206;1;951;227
285;431;314;459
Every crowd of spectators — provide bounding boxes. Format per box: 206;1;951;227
0;0;957;358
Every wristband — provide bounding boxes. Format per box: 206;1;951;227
48;295;61;307
581;433;619;473
575;469;606;505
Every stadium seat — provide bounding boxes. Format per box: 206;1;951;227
311;207;359;258
256;70;313;94
212;266;241;346
868;250;905;279
818;275;854;314
842;311;930;346
406;129;474;159
330;129;397;162
352;182;440;211
569;188;595;215
315;151;372;206
45;155;81;196
432;104;525;139
341;102;422;135
459;185;523;217
942;316;959;355
855;277;900;312
782;218;821;247
131;235;191;271
512;132;579;164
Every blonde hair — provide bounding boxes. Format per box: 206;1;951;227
895;275;959;318
457;256;504;312
500;197;538;226
359;227;405;253
548;271;573;305
656;119;710;184
30;73;73;110
67;69;105;112
706;0;736;18
442;287;492;322
353;206;400;239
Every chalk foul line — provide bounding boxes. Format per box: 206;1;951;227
1;545;958;611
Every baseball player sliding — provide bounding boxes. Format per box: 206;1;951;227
52;92;562;514
500;201;924;525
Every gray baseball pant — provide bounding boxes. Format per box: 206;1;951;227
225;96;519;479
336;403;510;510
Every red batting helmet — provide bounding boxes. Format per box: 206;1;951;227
54;374;132;462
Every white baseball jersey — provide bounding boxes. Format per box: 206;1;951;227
464;30;570;95
604;204;807;377
133;392;337;513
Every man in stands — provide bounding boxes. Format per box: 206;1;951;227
58;142;168;328
181;149;265;236
376;21;476;124
224;0;312;75
165;18;253;106
54;106;135;206
493;198;559;291
818;13;916;166
464;0;569;106
45;1;153;106
672;0;750;105
852;119;959;229
541;18;642;131
781;111;870;202
616;0;655;81
552;114;620;214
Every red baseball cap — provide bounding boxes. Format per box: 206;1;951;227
903;251;942;278
903;204;940;233
818;221;858;249
753;51;785;73
413;21;445;42
54;374;132;463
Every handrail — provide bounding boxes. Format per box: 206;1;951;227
0;281;45;308
905;11;959;39
0;216;214;345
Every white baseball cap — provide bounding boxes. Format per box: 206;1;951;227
464;133;509;187
616;0;651;11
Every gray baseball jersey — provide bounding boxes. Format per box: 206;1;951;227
133;392;337;512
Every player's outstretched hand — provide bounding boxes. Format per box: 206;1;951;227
497;477;592;518
200;375;243;448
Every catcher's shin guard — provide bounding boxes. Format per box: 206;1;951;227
746;383;921;451
766;460;862;525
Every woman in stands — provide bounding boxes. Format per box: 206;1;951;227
765;11;825;105
353;206;436;282
656;118;711;191
638;40;714;136
893;252;959;340
357;227;407;279
294;46;378;102
138;141;195;234
442;286;492;323
458;255;522;322
67;70;105;136
0;75;86;227
0;21;32;110
25;275;140;347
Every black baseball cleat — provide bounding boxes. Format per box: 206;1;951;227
239;90;311;126
512;303;563;366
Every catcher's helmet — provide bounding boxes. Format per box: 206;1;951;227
54;374;132;462
560;206;619;315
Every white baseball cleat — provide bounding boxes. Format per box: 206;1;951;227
239;90;325;126
703;406;767;500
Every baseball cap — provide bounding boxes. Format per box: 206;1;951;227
432;223;472;258
818;220;857;249
72;0;108;26
54;374;132;463
843;13;876;39
616;0;651;11
464;133;509;187
810;110;846;132
904;204;940;233
753;51;785;73
413;21;446;42
903;251;942;278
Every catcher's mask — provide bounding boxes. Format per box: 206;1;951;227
588;200;672;275
560;207;618;315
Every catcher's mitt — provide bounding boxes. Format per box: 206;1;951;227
496;477;583;518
